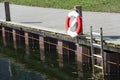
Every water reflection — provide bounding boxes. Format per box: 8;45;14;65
0;58;11;80
0;38;78;80
0;58;44;80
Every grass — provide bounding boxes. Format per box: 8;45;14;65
0;0;120;12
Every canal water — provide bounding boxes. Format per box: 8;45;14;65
0;58;44;80
0;41;80;80
0;28;92;80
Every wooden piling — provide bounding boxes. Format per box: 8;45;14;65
39;36;45;61
4;2;11;21
110;52;119;79
63;41;69;64
12;29;17;49
2;27;6;47
25;32;29;55
74;6;82;17
76;44;83;78
74;5;83;34
57;40;63;67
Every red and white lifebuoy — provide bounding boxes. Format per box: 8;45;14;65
66;11;82;37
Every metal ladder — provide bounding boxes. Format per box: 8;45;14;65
90;26;105;79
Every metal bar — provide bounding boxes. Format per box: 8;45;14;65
107;61;118;65
93;43;101;48
94;65;103;69
90;26;95;76
100;27;105;79
93;54;102;58
82;53;91;57
4;29;12;33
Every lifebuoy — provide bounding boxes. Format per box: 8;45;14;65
66;11;82;37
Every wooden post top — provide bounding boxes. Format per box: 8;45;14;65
74;6;82;17
4;2;11;21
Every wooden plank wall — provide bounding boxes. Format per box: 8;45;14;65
0;26;119;79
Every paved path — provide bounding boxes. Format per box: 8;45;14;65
0;3;120;45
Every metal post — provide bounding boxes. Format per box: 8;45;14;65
4;2;11;21
90;26;95;78
100;27;105;79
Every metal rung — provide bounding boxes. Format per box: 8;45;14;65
94;65;103;69
87;37;96;41
94;38;101;41
86;37;90;40
93;54;102;58
92;32;100;36
93;43;101;47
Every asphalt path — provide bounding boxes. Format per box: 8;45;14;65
0;3;120;44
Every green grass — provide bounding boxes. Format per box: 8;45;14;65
0;0;120;12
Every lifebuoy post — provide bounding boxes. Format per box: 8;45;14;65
65;6;83;37
66;11;82;37
74;6;83;34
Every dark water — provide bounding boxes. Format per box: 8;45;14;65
0;58;11;80
0;40;80;80
0;58;44;80
0;47;78;80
